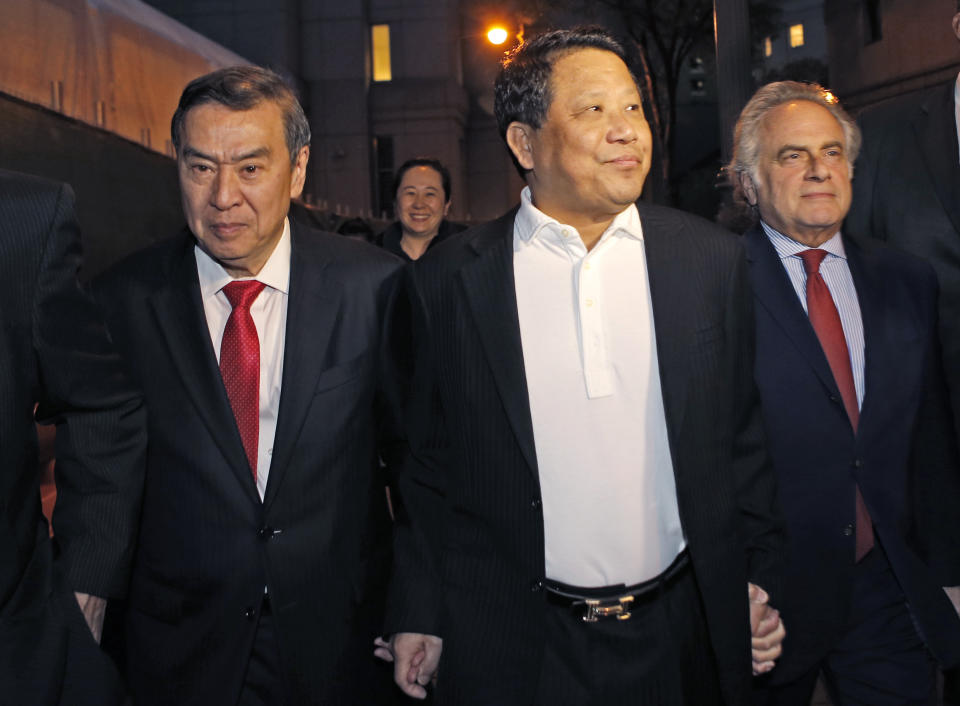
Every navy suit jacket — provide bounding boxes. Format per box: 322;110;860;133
95;222;404;705
744;224;960;682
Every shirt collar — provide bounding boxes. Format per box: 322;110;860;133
760;220;847;261
514;185;644;246
195;217;292;298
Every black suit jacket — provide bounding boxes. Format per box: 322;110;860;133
744;225;960;682
95;222;404;705
386;204;784;705
0;169;145;705
847;80;960;444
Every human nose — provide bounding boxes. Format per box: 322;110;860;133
805;154;829;181
607;110;638;143
210;169;242;210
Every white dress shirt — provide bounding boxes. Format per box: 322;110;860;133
513;187;685;588
761;222;865;408
954;71;959;163
195;219;290;500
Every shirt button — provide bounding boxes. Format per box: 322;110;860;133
584;262;591;271
585;299;594;307
842;524;854;537
530;579;543;592
561;229;570;238
267;448;273;456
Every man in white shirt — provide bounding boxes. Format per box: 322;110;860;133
730;80;960;705
377;27;785;706
95;66;404;706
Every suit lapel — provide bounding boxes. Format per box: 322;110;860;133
457;211;539;477
844;238;883;428
148;235;260;503
744;225;842;398
639;206;692;439
263;225;341;509
916;82;960;236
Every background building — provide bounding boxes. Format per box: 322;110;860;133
825;0;959;111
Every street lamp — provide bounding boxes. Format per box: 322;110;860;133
486;26;509;45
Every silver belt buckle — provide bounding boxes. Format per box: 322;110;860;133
582;595;634;622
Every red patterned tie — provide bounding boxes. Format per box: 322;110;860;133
220;280;266;481
799;249;874;561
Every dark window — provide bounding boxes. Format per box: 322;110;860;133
864;0;882;43
374;135;394;219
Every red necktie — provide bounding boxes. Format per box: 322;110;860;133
799;249;874;561
220;280;266;481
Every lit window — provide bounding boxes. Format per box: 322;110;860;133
764;36;772;57
371;24;392;82
789;24;804;48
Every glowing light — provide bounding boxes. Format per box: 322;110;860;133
487;27;509;45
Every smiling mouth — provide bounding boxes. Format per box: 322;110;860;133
608;156;640;167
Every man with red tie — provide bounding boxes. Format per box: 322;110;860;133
95;66;403;705
728;81;960;705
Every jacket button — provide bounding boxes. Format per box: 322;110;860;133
843;524;854;537
531;498;542;511
258;527;277;540
530;579;543;592
852;459;863;468
244;607;256;620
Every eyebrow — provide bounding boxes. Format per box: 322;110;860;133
776;141;843;158
181;146;271;162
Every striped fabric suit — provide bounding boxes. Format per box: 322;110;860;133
0;169;145;705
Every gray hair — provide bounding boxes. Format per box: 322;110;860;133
171;65;311;165
726;81;860;205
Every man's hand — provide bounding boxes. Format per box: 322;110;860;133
944;586;960;617
748;582;785;675
74;592;107;644
374;632;443;699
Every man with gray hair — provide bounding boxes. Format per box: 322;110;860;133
729;80;960;704
95;66;403;705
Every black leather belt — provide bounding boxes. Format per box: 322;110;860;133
544;550;690;622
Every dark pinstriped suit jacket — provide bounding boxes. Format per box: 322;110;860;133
95;223;405;705
386;204;784;706
0;169;145;705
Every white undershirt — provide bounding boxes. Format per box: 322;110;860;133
513;187;685;587
195;219;290;500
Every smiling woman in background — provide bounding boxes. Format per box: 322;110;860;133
378;157;464;261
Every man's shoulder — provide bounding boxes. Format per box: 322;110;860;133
857;80;951;132
637;202;744;256
94;232;191;299
0;168;66;199
292;221;404;278
850;234;938;288
416;208;517;271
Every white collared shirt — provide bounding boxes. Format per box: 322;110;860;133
195;219;290;500
954;71;959;163
761;222;865;408
513;187;685;587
